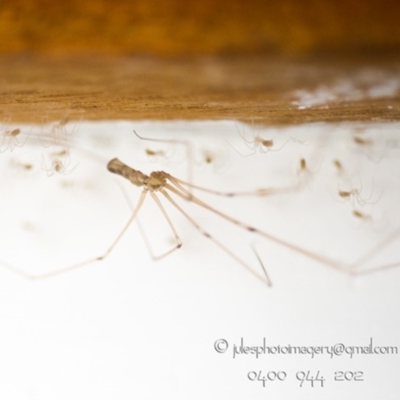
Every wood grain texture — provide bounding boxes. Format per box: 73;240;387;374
1;0;399;123
1;55;399;123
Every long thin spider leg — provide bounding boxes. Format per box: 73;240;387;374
17;128;30;149
0;136;7;153
147;191;183;258
168;174;298;198
37;117;69;147
7;189;149;280
159;189;270;286
0;257;36;280
349;227;400;273
354;261;400;276
225;138;257;157
135;218;168;260
227;124;262;157
111;179;155;258
93;189;148;262
164;181;345;274
251;243;272;287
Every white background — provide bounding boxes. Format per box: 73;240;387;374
0;120;399;399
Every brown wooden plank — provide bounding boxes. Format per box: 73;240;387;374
1;55;399;124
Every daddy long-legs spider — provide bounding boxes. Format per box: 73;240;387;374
0;121;399;286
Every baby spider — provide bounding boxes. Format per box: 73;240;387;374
9;158;34;171
353;136;373;146
333;159;344;175
230;131;294;157
38;116;80;148
296;157;323;189
0;128;30;153
194;147;228;172
41;148;77;176
145;148;166;158
200;148;215;165
349;209;386;233
297;158;313;187
352;209;372;221
350;132;386;162
336;174;381;209
228;122;301;157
